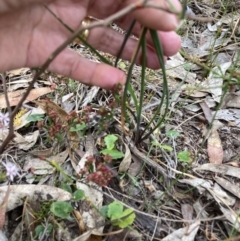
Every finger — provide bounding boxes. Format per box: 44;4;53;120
49;48;126;89
150;31;181;57
83;25;180;69
88;0;181;31
0;0;51;13
113;19;181;56
126;0;182;31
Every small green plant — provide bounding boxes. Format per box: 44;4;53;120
100;134;124;159
70;122;86;137
70;123;86;132
67;78;78;91
101;201;136;228
50;189;85;219
166;130;180;139
26;114;45;122
177;150;192;163
152;140;173;152
50;201;73;219
34;223;53;239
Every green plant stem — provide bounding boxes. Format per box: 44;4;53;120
135;29;147;143
139;30;169;142
114;20;136;67
121;27;148;127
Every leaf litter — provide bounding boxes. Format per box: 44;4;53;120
1;1;240;240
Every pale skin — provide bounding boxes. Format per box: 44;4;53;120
0;0;182;89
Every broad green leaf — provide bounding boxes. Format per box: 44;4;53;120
100;205;109;218
119;61;126;69
26;114;44;122
35;224;53;238
178;151;191;162
104;134;118;150
114;208;136;228
50;201;73;219
73;190;85;201
100;149;124;159
166;130;180;139
35;225;44;238
60;183;72;194
70;123;86;132
108;201;123;220
183;63;192;71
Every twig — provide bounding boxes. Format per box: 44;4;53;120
193;0;203;12
129;142;167;179
1;73;11;115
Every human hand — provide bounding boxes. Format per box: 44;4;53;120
0;0;181;89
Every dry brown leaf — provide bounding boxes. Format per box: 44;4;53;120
209;183;236;206
214;176;240;199
220;206;240;231
14;130;39;151
181;203;193;223
0;185;72;211
86;234;102;241
207;129;223;164
162;220;200;241
24;200;41;239
128;155;142;177
34;99;69;120
194;163;240;179
7;68;29;77
76;181;104;236
0;87;53;108
200;101;213;123
118;143;131;173
23;150;68;175
144;180;156;193
30;147;54;158
184;90;208;98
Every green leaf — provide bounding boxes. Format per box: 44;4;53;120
119;61;126;69
152;141;173;152
70;123;86;132
35;225;44;238
26;114;44;122
104;134;118;150
35;223;53;237
178;151;191;162
50;201;73;219
166;130;180;139
100;205;109;218
107;201;124;220
183;63;192;71
60;183;72;194
127;174;140;188
114;208;136;228
160;144;173;151
100;149;124;159
73;190;85;201
107;201;136;228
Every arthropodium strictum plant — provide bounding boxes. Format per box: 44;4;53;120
47;7;175;145
120;27;170;144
